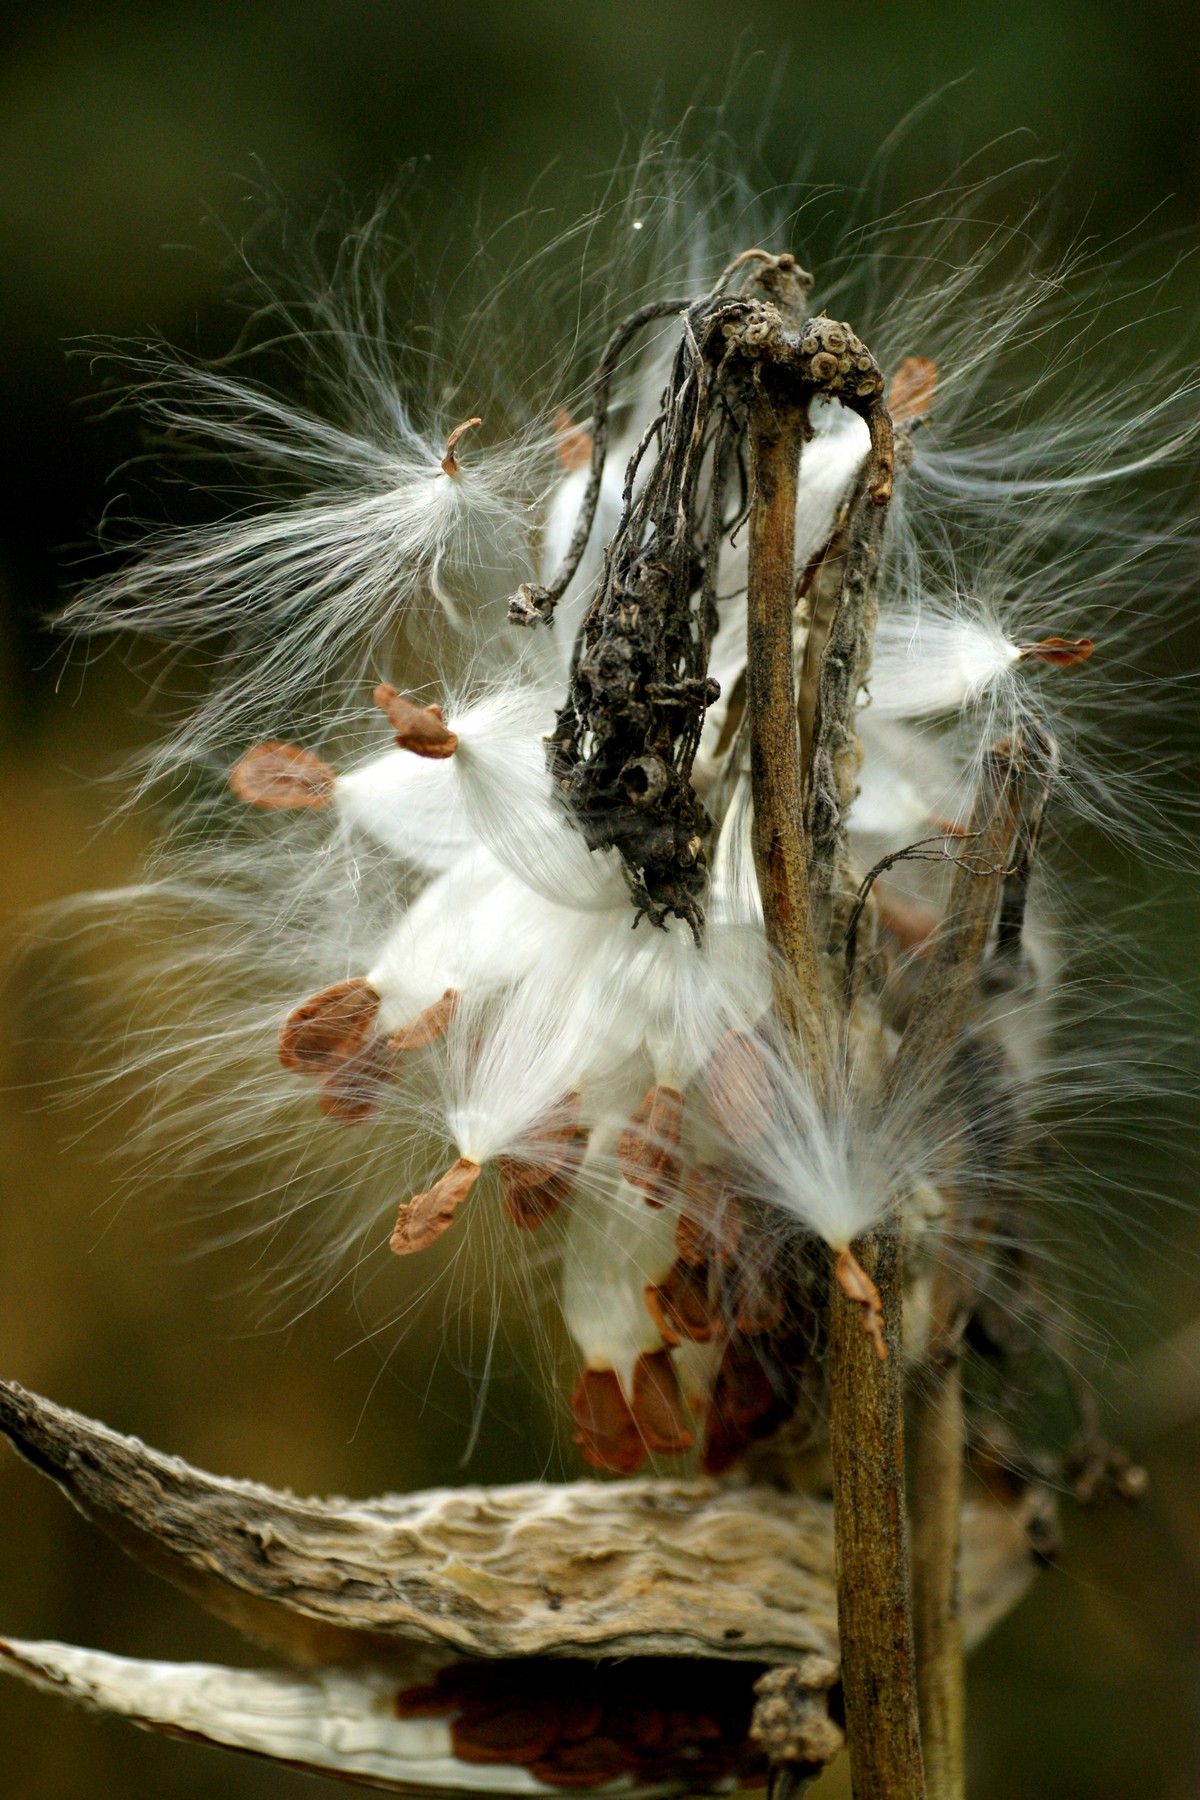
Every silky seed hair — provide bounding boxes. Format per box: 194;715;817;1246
42;138;1199;1476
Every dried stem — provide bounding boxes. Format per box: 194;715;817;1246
745;388;825;1057
828;1226;926;1799
892;729;1053;1800
909;1265;967;1800
744;369;925;1798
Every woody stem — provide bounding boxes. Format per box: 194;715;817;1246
744;379;926;1800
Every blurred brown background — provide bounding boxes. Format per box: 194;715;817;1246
2;3;1200;1795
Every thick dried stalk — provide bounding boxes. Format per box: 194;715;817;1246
909;1277;967;1800
895;732;1051;1800
744;376;925;1798
746;389;825;1054
827;1226;925;1800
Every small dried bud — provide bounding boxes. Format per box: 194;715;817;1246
507;582;556;627
318;1033;399;1123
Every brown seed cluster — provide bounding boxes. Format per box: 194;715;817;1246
395;1656;769;1790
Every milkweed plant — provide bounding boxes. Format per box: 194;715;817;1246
2;143;1197;1799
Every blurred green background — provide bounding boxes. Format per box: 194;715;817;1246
1;3;1199;1796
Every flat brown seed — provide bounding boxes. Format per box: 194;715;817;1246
700;1342;783;1475
451;1700;560;1765
1018;635;1096;666
229;741;335;809
390;1158;481;1256
569;1367;646;1475
873;885;937;954
887;355;937;424
393;1684;452;1719
645;1258;720;1345
678;1165;743;1266
318;1033;400;1123
530;1738;630;1789
705;1030;774;1144
617;1085;684;1204
278;978;380;1074
834;1245;888;1361
499;1129;588;1230
388;988;459;1052
372;683;459;757
631;1349;694;1455
553;404;594;472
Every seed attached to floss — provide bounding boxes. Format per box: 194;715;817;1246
726;1237;787;1337
390;1157;482;1256
677;1165;743;1266
228;740;335;809
630;1348;694;1455
317;1033;400;1123
705;1030;774;1145
438;415;482;478
645;1256;720;1345
700;1340;785;1475
570;1367;645;1475
617;1084;685;1205
886;354;938;425
387;988;460;1052
833;1246;888;1360
312;990;459;1124
553;403;594;472
278;977;380;1074
498;1132;589;1229
1018;636;1096;667
372;683;460;758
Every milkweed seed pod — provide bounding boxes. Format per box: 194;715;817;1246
48;160;1197;1494
9;141;1198;1797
